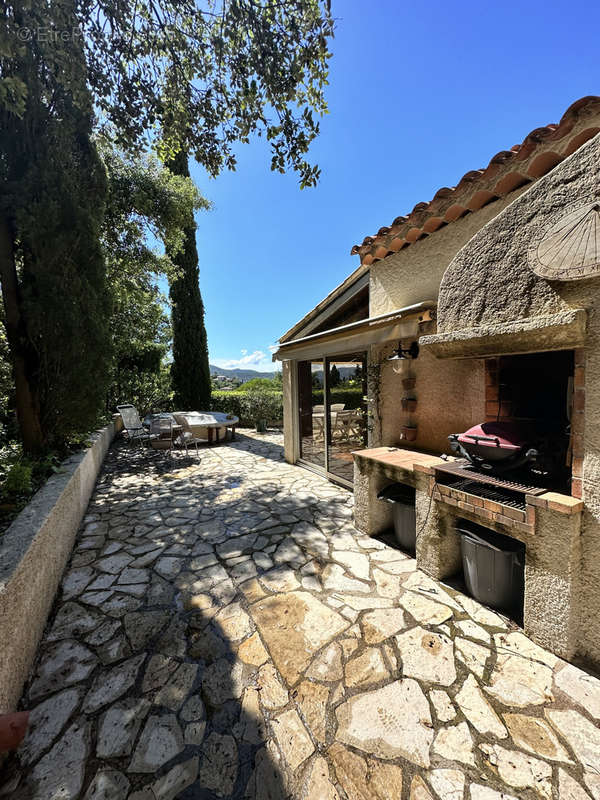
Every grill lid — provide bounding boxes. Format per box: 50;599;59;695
456;421;531;451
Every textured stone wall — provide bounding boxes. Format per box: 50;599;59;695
434;132;600;670
0;421;117;713
437;134;600;334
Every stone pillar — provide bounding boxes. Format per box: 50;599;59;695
524;504;582;661
353;459;393;537
281;360;298;465
415;475;462;580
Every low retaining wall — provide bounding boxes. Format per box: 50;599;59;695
0;418;120;713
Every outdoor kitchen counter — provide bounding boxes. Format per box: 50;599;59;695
352;445;447;476
352;446;445;543
354;447;584;514
353;445;585;663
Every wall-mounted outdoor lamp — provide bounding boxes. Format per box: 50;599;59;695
387;341;419;373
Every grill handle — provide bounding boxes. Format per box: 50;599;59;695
461;433;502;447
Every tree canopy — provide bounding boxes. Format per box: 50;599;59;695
0;0;334;452
82;0;334;185
100;142;210;414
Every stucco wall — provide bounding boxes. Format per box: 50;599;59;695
370;342;486;454
369;189;527;317
0;420;118;713
433;132;600;670
366;191;522;456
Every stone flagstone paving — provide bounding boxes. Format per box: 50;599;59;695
2;430;600;799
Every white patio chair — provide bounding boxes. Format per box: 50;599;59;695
172;413;206;457
348;408;364;439
333;409;353;440
312;413;325;440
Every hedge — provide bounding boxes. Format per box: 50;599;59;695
211;386;363;427
211;390;283;427
312;387;363;408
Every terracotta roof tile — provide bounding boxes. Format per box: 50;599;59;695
351;96;600;263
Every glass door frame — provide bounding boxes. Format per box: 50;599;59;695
296;356;332;480
296;352;367;490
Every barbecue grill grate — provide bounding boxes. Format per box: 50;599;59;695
444;478;526;511
434;459;548;495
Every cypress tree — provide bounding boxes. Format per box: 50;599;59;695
164;150;211;411
0;0;110;451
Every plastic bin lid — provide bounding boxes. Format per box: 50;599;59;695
457;521;524;553
377;483;416;503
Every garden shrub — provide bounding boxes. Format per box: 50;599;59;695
311;386;364;409
3;461;33;495
240;389;283;429
212;389;283;427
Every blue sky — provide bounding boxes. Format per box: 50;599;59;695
193;0;600;372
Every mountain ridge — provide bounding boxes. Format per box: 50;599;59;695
210;364;276;382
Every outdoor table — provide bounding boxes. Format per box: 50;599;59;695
173;411;239;444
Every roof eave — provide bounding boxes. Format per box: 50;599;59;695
278;263;370;344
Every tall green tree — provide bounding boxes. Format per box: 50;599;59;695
100;142;209;413
1;1;109;452
164;150;212;410
1;0;334;450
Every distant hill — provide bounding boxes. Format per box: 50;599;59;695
210;364;276;382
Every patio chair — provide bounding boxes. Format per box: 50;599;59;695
332;409;353;440
117;404;152;446
331;403;346;412
148;416;175;455
348;408;364;440
172;413;206;456
312;413;325;440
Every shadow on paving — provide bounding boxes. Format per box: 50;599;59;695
1;433;351;800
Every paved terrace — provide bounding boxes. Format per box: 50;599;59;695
3;431;600;800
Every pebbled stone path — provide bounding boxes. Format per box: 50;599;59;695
2;430;600;799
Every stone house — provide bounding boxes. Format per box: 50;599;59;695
273;96;600;672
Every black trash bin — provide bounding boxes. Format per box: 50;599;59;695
458;520;524;614
377;483;416;552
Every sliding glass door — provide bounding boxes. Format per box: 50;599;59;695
297;359;326;469
297;353;367;486
325;354;368;483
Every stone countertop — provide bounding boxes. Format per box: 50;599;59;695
354;449;584;514
352;446;447;475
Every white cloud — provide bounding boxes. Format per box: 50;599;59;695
212;350;270;370
211;345;281;372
